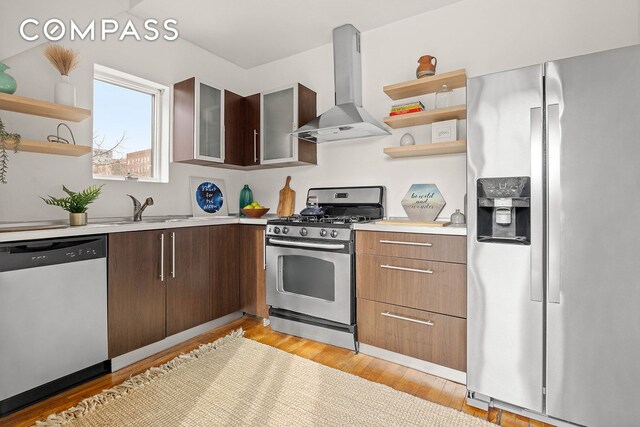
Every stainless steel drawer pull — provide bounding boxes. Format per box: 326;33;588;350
380;264;433;274
171;232;176;279
159;233;165;282
381;311;434;326
379;239;433;247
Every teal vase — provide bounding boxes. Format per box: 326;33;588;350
239;185;253;217
0;63;17;94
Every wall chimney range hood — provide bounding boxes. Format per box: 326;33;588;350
291;24;390;143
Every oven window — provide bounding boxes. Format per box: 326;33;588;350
281;255;335;301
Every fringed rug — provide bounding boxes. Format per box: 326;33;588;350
36;329;491;426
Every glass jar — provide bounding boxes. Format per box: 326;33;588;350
450;209;466;225
435;84;453;109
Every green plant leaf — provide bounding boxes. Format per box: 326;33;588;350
41;184;104;213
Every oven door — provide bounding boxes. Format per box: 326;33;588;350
265;238;352;325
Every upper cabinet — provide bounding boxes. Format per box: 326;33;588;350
260;84;317;166
173;78;226;165
173;79;316;170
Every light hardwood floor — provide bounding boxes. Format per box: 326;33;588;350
0;316;548;427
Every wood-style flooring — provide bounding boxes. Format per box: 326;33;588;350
1;316;549;427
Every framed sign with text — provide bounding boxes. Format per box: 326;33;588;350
401;184;446;221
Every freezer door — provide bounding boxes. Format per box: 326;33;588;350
467;65;544;412
546;45;640;427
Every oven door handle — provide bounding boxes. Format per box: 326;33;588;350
268;238;345;250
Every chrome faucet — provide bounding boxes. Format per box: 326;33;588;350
127;194;154;222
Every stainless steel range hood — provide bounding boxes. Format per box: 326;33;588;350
291;24;390;143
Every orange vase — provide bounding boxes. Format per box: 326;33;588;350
416;55;437;79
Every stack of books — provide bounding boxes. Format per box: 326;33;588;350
389;101;425;116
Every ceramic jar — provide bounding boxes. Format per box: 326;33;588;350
416;55;437;79
0;63;17;94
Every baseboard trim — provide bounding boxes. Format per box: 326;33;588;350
111;311;243;371
358;343;466;384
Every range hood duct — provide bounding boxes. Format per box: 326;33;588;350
291;24;390;143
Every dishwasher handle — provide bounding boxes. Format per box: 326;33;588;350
0;235;107;272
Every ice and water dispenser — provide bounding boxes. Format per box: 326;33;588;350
476;177;531;245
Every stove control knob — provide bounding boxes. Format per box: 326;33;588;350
282;227;289;235
331;230;339;238
319;229;328;237
300;228;308;236
273;226;281;234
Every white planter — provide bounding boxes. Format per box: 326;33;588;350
54;75;76;106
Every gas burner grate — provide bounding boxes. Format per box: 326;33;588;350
319;215;372;224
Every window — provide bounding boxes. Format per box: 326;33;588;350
92;65;169;182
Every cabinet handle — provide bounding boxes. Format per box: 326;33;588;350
379;239;433;247
253;129;258;163
381;311;434;327
263;229;266;270
171;232;176;279
380;264;433;274
159;233;165;282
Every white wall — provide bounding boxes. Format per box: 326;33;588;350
1;0;638;222
245;0;639;218
0;13;249;222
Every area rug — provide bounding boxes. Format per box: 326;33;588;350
36;330;491;426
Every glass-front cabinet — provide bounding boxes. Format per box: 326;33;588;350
261;85;297;164
172;77;225;165
196;81;224;162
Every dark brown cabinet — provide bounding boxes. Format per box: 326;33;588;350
173;78;316;170
166;227;211;336
239;225;268;318
210;225;240;319
108;225;240;358
108;230;166;358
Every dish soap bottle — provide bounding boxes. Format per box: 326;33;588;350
450;209;466;225
239;185;253;217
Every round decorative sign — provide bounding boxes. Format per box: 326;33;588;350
195;182;224;213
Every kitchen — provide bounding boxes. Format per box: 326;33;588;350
1;0;639;426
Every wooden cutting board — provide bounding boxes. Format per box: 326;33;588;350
377;219;451;227
277;176;295;217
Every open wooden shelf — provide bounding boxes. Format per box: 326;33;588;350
384;105;466;129
384;140;466;158
4;139;91;157
383;69;467;100
0;92;91;122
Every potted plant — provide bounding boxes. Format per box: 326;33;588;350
0;116;20;184
41;185;104;226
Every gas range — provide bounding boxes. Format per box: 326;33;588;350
265;186;385;352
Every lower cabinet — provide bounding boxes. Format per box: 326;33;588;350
210;225;240;319
239;225;268;318
108;226;239;359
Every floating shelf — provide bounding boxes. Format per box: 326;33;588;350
383;69;467;100
4;139;91;157
384;140;466;158
384;105;466;129
0;92;91;122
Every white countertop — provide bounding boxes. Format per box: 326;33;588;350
0;215;273;243
354;220;467;236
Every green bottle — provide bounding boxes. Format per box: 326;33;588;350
239;184;253;217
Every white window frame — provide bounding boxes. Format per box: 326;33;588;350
92;64;170;183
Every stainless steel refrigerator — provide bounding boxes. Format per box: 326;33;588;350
467;44;640;427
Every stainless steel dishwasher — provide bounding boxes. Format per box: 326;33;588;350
0;235;109;416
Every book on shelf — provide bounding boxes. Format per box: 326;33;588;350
391;100;425;110
389;108;424;116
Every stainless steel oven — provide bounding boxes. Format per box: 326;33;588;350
266;236;353;325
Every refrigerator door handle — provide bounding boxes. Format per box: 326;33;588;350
530;106;544;302
547;103;561;304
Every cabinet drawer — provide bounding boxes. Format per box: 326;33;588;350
356;231;466;263
357;299;466;371
356;254;466;318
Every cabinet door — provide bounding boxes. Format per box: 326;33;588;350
108;230;166;358
224;90;245;167
239;225;268;318
196;81;224;162
210;225;240;319
261;85;297;164
245;93;261;166
166;227;210;336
